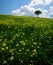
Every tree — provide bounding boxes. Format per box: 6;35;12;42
34;10;42;17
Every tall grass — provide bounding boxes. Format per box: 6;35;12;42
0;15;53;65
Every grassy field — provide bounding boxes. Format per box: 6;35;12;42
0;15;53;65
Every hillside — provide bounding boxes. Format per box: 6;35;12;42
0;15;53;65
0;15;53;25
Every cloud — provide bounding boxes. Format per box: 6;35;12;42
11;0;52;17
44;0;52;5
49;6;53;15
11;9;26;16
21;5;35;13
29;0;44;7
28;0;52;7
39;9;49;17
49;6;53;17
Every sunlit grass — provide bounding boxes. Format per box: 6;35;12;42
0;15;53;65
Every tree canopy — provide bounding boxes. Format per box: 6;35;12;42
34;10;42;17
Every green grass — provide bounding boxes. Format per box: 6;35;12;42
0;15;53;65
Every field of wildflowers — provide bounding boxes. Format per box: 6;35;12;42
0;15;53;65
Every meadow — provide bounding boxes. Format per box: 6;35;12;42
0;15;53;65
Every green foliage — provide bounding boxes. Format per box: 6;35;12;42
34;10;42;17
0;15;53;65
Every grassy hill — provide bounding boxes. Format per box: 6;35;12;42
0;15;53;65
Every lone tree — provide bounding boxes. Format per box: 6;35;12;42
34;10;42;17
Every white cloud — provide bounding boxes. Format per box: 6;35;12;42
49;6;53;17
28;0;52;7
29;0;44;7
39;9;49;17
49;6;53;14
44;0;52;5
11;9;26;16
21;5;35;13
11;0;52;17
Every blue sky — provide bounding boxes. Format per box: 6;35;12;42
0;0;30;14
0;0;53;17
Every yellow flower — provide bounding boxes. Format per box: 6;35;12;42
39;43;41;45
30;60;33;62
15;34;19;37
9;48;14;53
26;49;29;51
8;26;10;28
32;53;35;55
2;42;6;47
22;48;24;50
11;52;14;55
32;49;37;54
19;59;20;61
1;48;5;51
22;33;25;35
15;27;17;29
32;39;33;41
37;46;40;48
33;49;37;52
20;40;26;46
6;46;8;50
19;49;22;52
3;60;7;64
10;40;13;43
20;60;23;63
33;42;37;45
16;43;19;46
11;48;14;51
31;55;33;57
1;31;3;33
30;33;33;36
9;49;12;52
32;45;34;47
13;36;16;39
25;40;27;42
5;39;7;42
9;56;14;60
21;36;23;38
